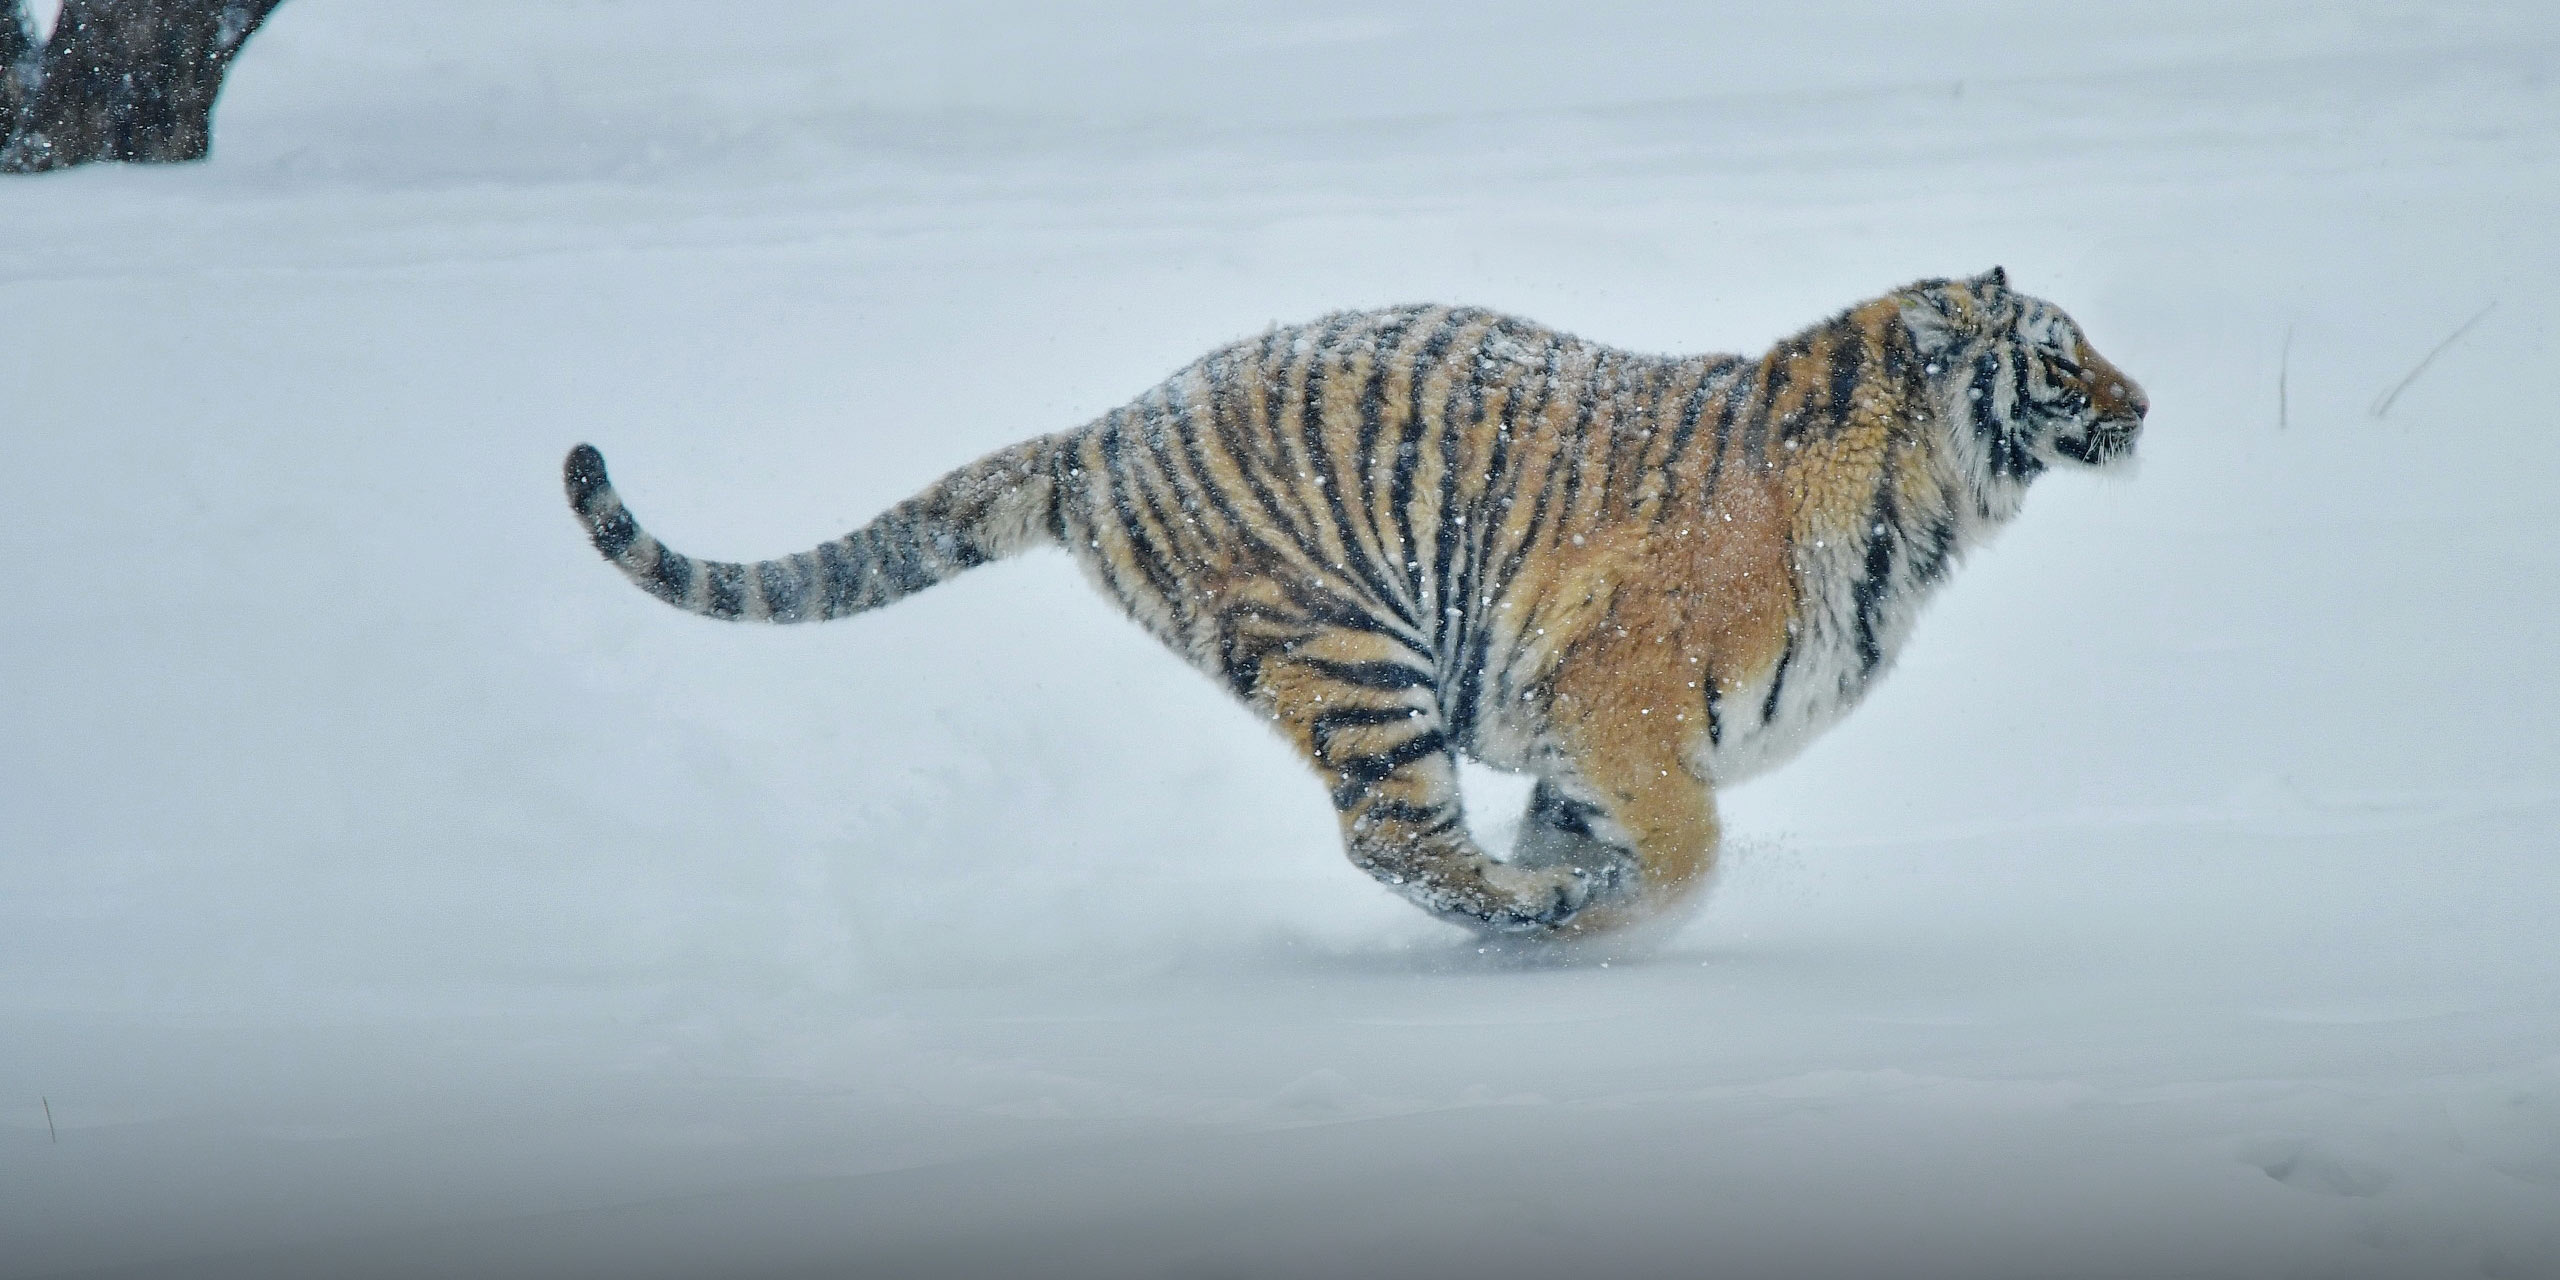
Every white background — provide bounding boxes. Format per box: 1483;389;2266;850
4;3;2557;1276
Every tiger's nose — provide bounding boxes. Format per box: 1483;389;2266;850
2095;371;2148;421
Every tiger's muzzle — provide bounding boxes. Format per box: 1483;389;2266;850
2057;353;2146;467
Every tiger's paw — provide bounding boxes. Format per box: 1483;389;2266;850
1467;860;1634;934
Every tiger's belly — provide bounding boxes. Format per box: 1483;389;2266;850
1692;625;1876;786
1450;632;1869;781
1444;530;1920;790
1456;615;1891;789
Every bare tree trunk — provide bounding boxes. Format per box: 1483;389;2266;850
1;5;37;140
1;0;284;173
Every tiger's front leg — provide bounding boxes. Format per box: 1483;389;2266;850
1254;641;1600;933
1538;653;1723;935
1510;778;1641;887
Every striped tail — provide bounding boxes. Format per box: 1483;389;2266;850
562;438;1063;622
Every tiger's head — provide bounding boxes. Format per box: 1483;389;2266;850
1897;268;2147;506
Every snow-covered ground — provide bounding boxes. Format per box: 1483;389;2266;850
5;3;2559;1276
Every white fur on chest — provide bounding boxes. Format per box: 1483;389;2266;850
1696;526;1942;786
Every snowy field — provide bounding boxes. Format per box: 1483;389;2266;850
5;2;2559;1276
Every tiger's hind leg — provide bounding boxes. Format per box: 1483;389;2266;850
1251;632;1602;932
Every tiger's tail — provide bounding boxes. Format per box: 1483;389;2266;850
562;437;1063;623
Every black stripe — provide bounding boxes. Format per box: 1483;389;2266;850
1712;365;1752;478
1744;341;1799;461
1298;321;1417;630
1850;477;1898;677
1667;359;1719;460
1310;704;1426;753
1076;495;1154;622
1357;309;1460;574
1350;314;1403;518
1643;359;1688;498
1217;628;1286;695
1880;323;1916;390
1172;365;1272;557
885;532;936;596
1759;633;1795;724
1549;352;1603;548
1476;349;1570;717
878;521;937;597
863;523;901;603
1217;325;1377;598
1445;335;1538;744
1487;346;1570;600
756;559;806;622
1826;329;1867;424
1293;657;1435;692
590;505;638;559
1388;316;1467;606
816;538;860;618
1220;328;1325;546
1198;344;1322;567
1339;311;1436;616
1431;324;1513;724
1361;798;1454;827
1411;814;1466;840
1328;729;1451;807
1591;360;1634;512
1971;351;2020;479
1911;512;1958;584
2002;346;2050;484
944;538;991;572
1599;358;1671;514
1270;318;1357;541
1043;441;1073;543
1135;385;1216;564
1101;407;1192;619
1701;665;1723;746
1259;579;1434;664
1529;780;1599;837
649;543;692;604
1088;422;1182;620
703;561;745;619
1654;360;1717;518
1691;363;1746;515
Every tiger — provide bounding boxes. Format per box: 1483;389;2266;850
563;267;2145;936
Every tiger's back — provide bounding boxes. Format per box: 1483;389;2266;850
567;271;2146;935
1051;307;1749;767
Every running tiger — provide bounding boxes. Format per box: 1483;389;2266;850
564;268;2145;935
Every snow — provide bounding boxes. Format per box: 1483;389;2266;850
4;2;2559;1276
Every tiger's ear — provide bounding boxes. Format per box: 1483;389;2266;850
1898;284;1973;361
1972;265;2010;297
